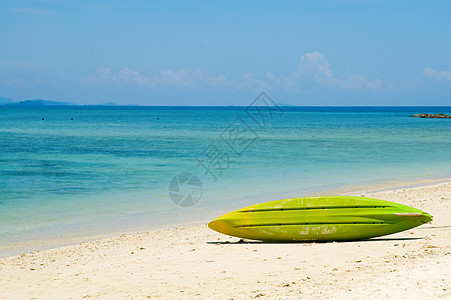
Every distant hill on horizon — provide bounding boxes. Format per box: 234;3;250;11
1;99;122;107
3;99;73;106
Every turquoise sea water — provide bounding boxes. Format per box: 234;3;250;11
1;106;450;253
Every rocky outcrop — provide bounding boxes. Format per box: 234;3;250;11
410;113;451;119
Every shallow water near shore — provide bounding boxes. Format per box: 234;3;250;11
0;106;450;255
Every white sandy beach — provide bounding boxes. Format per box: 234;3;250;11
0;182;450;299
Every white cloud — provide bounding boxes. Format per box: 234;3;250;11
294;51;333;78
84;67;229;90
205;74;227;87
330;75;382;91
236;73;269;91
154;69;232;90
84;67;113;86
117;68;150;85
83;53;382;93
424;68;451;83
155;69;198;89
288;51;382;91
84;67;154;87
266;72;296;91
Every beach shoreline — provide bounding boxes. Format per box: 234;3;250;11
1;177;450;258
1;181;450;298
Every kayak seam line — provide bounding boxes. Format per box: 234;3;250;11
236;222;389;227
239;206;390;213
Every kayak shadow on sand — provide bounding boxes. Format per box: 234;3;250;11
207;237;425;245
415;225;451;230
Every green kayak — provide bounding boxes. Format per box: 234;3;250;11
208;196;432;242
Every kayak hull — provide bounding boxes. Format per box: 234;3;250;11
208;196;432;242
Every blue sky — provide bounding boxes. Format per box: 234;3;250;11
0;0;450;105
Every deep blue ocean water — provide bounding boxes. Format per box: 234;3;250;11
1;106;450;252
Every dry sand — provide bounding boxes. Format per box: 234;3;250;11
1;182;450;299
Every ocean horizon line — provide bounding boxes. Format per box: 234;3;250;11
2;104;450;108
